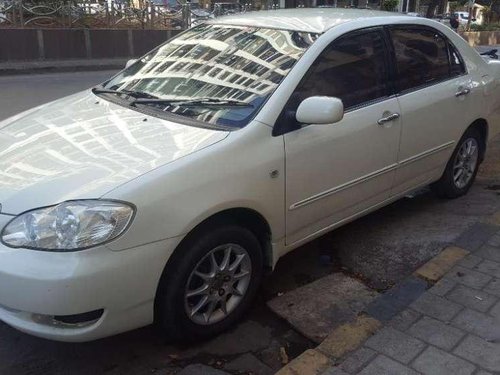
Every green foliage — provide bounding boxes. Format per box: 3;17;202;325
470;23;486;30
469;22;500;30
482;4;492;23
381;0;399;10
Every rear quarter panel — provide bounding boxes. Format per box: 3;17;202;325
483;59;500;139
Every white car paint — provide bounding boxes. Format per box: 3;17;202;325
295;96;344;124
0;91;229;214
0;9;499;342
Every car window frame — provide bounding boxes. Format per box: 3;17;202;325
447;38;467;77
273;26;396;136
384;24;468;96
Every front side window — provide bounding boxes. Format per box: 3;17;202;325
274;30;390;135
390;27;450;92
100;24;318;129
291;30;390;110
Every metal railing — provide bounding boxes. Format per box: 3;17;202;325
0;0;188;28
0;0;284;29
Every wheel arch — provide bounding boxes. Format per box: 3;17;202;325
153;207;272;335
161;207;274;278
188;208;273;269
468;118;488;162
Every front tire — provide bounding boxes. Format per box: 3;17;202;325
155;224;263;342
431;127;482;199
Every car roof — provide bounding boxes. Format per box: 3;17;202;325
208;8;413;33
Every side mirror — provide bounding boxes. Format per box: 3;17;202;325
296;96;344;125
125;59;137;68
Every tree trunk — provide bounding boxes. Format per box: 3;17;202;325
425;0;447;17
425;0;439;17
466;4;473;30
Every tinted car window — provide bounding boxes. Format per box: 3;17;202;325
292;31;389;110
390;27;450;92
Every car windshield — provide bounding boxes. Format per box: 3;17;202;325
101;24;318;129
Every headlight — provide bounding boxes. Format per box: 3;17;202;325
1;200;134;251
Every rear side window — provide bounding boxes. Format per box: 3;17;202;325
390;27;450;92
449;42;466;77
293;30;390;110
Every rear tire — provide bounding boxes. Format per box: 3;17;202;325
155;224;263;342
431;127;482;199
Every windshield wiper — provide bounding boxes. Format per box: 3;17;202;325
131;97;253;108
92;87;159;100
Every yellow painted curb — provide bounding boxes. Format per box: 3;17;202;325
275;349;332;375
275;242;476;374
414;246;469;283
317;315;382;359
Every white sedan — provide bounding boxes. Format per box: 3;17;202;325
0;9;499;342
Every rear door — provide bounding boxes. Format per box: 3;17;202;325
388;25;476;195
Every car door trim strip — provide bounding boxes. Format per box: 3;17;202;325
289;163;399;210
398;141;455;167
289;141;455;211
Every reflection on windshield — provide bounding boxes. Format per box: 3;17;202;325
103;24;318;128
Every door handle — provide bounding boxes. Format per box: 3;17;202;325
455;88;471;97
377;113;400;125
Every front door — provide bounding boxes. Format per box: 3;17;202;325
281;29;402;245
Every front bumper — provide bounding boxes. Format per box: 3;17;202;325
0;215;181;342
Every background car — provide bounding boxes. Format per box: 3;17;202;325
456;11;475;24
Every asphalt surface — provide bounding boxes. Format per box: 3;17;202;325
0;70;117;121
0;69;499;375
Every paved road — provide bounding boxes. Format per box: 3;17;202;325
1;70;499;375
0;71;117;121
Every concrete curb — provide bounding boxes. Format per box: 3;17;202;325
275;214;500;375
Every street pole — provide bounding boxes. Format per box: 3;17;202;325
182;0;191;29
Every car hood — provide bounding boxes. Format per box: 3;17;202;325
0;91;229;215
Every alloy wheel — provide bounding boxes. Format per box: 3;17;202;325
184;244;252;325
453;137;479;189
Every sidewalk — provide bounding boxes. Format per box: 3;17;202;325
333;226;500;374
279;219;500;375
